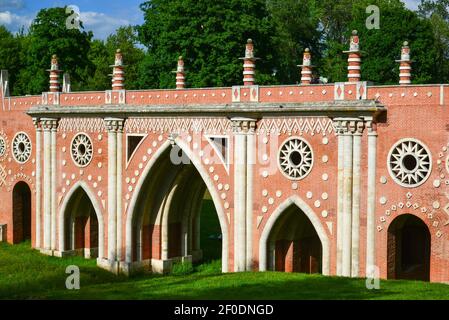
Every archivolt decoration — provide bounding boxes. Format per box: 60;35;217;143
12;132;31;164
278;137;313;180
71;133;93;167
0;136;6;158
388;138;432;188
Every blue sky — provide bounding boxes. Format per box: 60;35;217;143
0;0;422;40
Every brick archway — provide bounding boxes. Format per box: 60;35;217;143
259;196;330;275
387;214;431;282
12;181;31;244
58;182;105;259
125;138;229;273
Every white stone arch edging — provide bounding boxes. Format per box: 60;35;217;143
58;181;105;259
258;195;330;275
125;138;230;272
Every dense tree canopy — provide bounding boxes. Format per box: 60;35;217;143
1;0;449;95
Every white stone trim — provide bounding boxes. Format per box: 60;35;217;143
258;195;330;275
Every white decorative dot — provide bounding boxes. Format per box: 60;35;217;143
126;177;130;183
262;206;268;213
98;134;102;141
221;193;226;200
135;170;139;176
32;171;35;177
66;180;70;186
62;173;67;179
276;190;282;198
224;202;230;209
62;146;66;153
88;175;92;181
321;210;328;218
214;175;219;181
434;180;441;188
142;155;148;162
98;148;102;154
62;160;67;166
262;154;268;161
71;174;76;180
204;158;210;165
291;183;298;190
314;200;321;208
433;201;440;209
152;141;157;147
147;149;152;155
322;137;329;145
380;176;387;184
93;182;98;188
322;155;329;163
97;191;102;197
306;191;313;199
98;162;102;168
322;173;329;181
218;183;223;191
209;166;214;173
138;163;143;169
268;198;274;205
128;186;133;192
158;135;163;142
321;193;328;200
262;137;268;144
262;171;269;178
125;194;130;200
380;197;387;205
79;170;84;176
262;189;268;197
187;136;192;142
224;184;230;191
131;178;136;184
193;143;199;150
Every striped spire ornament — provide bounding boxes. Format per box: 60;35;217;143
343;30;362;83
298;48;314;85
396;41;412;85
240;39;259;86
47;54;62;92
111;49;125;90
174;56;185;89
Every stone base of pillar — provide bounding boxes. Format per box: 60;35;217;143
39;248;54;256
97;258;120;274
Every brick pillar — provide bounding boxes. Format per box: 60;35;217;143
47;55;62;92
111;49;125;90
396;41;412;85
240;39;258;86
344;30;361;83
174;56;185;89
298;48;314;85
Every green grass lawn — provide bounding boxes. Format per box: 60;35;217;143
1;198;449;299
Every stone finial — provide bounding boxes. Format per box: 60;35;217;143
298;48;314;85
48;54;62;92
396;41;412;85
240;39;259;86
111;49;125;90
175;56;185;89
343;30;362;83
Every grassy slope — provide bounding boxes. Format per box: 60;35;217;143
1;199;449;299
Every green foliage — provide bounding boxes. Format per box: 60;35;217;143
137;0;276;88
3;1;449;94
14;7;93;95
171;261;194;276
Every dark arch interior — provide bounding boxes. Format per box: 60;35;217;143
132;145;222;270
267;205;322;274
64;188;98;258
387;214;430;281
12;182;31;244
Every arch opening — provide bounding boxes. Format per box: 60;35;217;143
387;214;430;281
63;187;99;259
129;144;224;272
12;182;31;244
267;204;322;274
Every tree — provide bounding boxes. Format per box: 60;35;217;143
0;26;23;95
14;7;93;95
318;0;439;84
137;0;275;89
266;0;323;84
418;0;449;83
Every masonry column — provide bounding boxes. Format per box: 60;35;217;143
246;121;256;271
116;122;124;262
231;118;255;272
50;120;58;250
105;118;124;270
333;120;345;276
33;118;42;249
41;118;58;253
366;120;378;275
351;121;364;277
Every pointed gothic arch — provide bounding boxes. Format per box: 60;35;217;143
125;138;229;272
259;195;330;275
58;181;104;259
